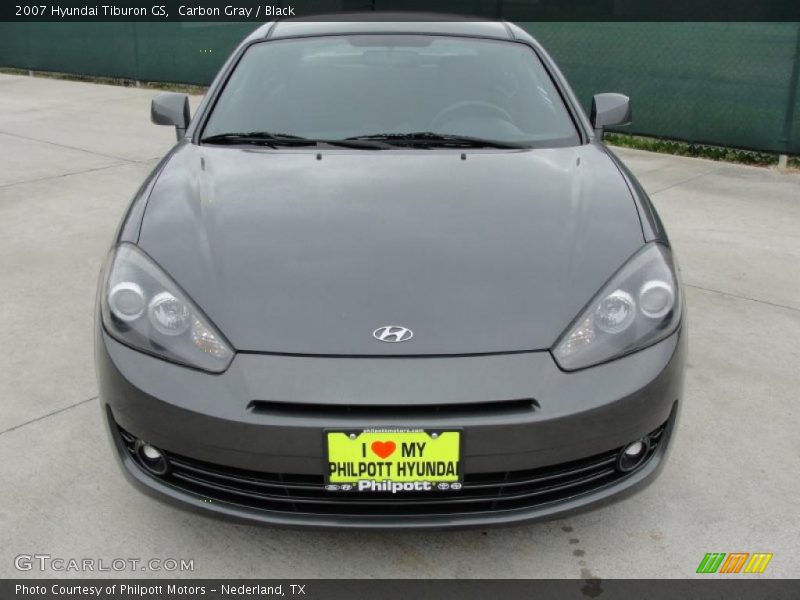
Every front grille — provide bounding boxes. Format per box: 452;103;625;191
118;425;665;518
248;397;539;418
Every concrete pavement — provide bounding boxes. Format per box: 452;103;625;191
0;73;798;579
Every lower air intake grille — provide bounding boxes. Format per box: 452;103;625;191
118;424;665;518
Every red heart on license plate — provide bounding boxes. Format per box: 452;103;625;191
371;441;396;459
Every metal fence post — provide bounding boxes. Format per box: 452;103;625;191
131;22;142;87
778;22;800;169
24;22;33;76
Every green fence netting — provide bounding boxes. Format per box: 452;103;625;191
1;22;799;154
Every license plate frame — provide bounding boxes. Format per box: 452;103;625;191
324;428;463;492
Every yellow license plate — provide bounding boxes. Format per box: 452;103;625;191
326;429;461;492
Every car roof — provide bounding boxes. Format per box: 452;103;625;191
246;14;514;41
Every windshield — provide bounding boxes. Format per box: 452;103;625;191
201;35;580;147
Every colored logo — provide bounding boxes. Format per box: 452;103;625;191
696;552;773;574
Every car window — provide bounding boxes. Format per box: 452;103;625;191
202;35;580;146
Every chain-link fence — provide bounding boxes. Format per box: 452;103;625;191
1;22;799;154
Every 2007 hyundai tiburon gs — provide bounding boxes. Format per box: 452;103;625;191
96;18;686;528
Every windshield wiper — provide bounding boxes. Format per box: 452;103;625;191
318;139;393;150
345;132;525;149
200;132;316;147
203;131;523;150
201;132;391;150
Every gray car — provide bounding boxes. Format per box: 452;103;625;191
95;18;686;529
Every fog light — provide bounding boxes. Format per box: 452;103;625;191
625;441;644;457
135;440;169;475
617;438;650;472
142;444;162;461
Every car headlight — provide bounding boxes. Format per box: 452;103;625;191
101;243;233;373
553;243;681;371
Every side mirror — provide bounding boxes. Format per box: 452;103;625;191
151;92;190;140
591;93;631;137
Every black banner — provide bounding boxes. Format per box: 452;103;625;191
3;0;800;23
2;580;800;600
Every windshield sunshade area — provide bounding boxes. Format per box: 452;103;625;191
201;35;581;147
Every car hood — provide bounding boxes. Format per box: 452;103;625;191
138;143;643;355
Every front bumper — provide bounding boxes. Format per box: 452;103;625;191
97;324;686;529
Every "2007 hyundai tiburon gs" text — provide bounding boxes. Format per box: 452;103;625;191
96;17;686;529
